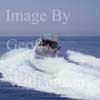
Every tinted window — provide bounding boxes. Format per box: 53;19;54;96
42;40;57;49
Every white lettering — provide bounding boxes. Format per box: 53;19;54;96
52;9;62;22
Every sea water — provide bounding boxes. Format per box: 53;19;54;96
0;36;100;100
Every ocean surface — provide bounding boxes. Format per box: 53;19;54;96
0;36;100;100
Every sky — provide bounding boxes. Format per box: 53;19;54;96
0;0;100;36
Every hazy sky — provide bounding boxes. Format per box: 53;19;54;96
0;0;100;36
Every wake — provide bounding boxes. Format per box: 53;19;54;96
0;49;100;100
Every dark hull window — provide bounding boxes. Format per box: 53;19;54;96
42;40;57;49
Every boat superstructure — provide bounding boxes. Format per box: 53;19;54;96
34;34;61;57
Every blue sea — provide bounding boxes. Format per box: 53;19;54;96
0;36;100;100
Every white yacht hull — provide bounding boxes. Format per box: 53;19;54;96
34;46;57;57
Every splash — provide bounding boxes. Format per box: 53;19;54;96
67;50;100;68
0;49;100;100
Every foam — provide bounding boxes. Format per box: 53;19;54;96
0;49;100;100
67;50;100;69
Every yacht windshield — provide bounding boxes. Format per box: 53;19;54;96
42;39;57;49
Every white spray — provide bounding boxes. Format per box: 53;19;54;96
0;49;100;100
